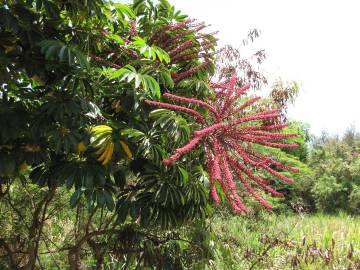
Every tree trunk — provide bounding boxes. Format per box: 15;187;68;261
68;247;84;270
88;239;104;270
23;187;56;270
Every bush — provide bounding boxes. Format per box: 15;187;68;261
311;174;349;212
349;185;360;213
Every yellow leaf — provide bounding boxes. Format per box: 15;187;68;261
19;162;29;171
77;141;87;153
120;140;132;159
102;142;114;165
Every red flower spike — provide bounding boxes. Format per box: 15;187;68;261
129;20;138;37
215;140;236;191
210;186;221;204
201;42;218;51
228;159;272;209
230;143;300;174
220;75;238;111
169;40;194;57
171;51;200;63
249;151;300;173
249;131;298;140
198;31;220;38
145;76;299;213
238;173;273;209
259;165;294;183
224;96;261;119
211;147;222;181
150;18;217;68
171;61;211;82
233;83;252;100
163;136;203;165
162;28;194;47
163;92;219;118
194;123;225;137
205;146;221;204
226;156;269;185
144;100;205;123
261;123;289;130
233;194;248;213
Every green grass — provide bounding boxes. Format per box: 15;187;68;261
209;213;360;270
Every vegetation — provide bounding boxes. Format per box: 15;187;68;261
0;0;218;268
0;0;359;269
211;212;360;270
276;125;360;215
308;129;360;214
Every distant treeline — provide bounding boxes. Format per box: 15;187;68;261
275;124;360;214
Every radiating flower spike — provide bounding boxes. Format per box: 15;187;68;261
145;75;299;213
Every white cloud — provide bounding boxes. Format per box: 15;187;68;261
170;0;360;135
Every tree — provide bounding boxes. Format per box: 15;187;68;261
0;0;298;268
0;0;217;268
308;129;360;213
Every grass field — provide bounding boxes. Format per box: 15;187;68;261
210;213;360;270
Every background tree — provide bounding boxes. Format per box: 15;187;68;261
308;127;360;213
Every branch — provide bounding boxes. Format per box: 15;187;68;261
0;238;18;269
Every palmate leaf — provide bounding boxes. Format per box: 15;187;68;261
125;171;180;227
109;65;161;99
38;40;89;69
39;94;99;124
47;128;82;154
149;109;190;143
47;160;114;210
0;7;20;33
177;78;212;94
121;128;145;139
114;3;136;19
130;37;170;63
106;34;125;45
158;0;172;12
29;160;114;211
115;163;207;228
157;67;174;88
131;128;165;163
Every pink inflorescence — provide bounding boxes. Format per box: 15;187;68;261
171;61;211;82
150;19;218;67
129;19;138;37
145;76;299;213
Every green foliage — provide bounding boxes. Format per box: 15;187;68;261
38;39;90;69
263;123;360;215
150;109;190;142
312;174;348;212
130;36;170;63
308;129;360;213
108;64;161;98
349;185;360;213
282;121;310;162
0;0;216;268
209;212;360;269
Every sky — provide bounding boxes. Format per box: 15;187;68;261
170;0;360;136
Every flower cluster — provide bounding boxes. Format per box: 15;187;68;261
171;61;211;82
150;19;218;81
129;19;138;37
145;76;299;213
